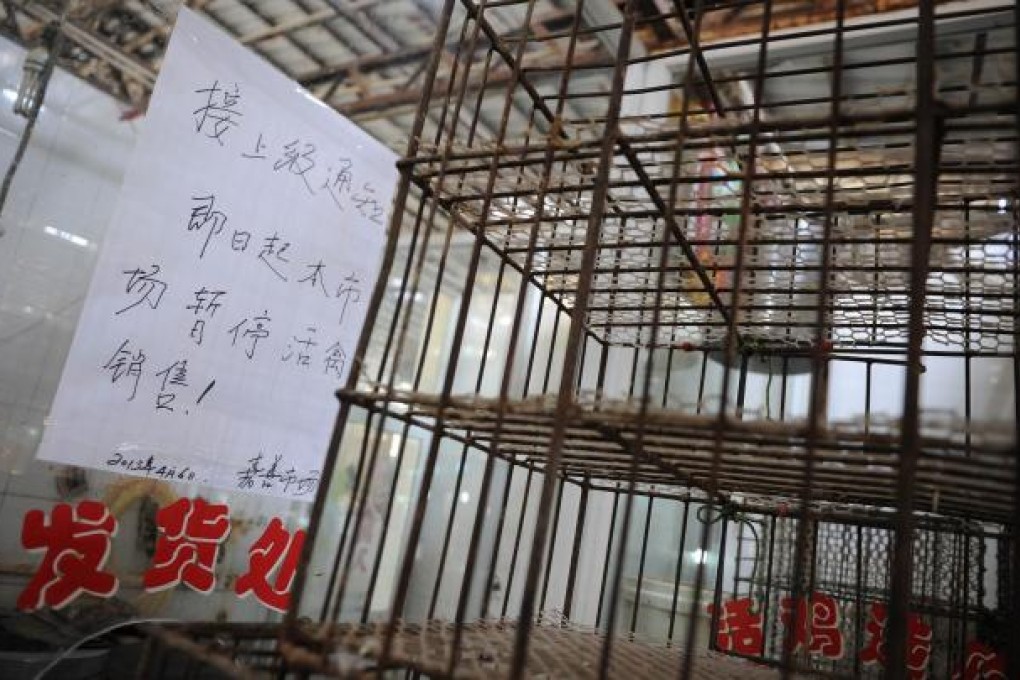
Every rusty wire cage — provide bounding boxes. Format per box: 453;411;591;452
138;0;1019;678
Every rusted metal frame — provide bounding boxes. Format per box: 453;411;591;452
586;321;1017;335
967;31;989;110
310;0;399;57
319;23;464;625
484;182;1016;218
316;199;428;617
586;96;1011;140
501;117;551;399
320;407;374;621
509;234;998;255
536;255;575;395
324;0;489;634
759;514;777;658
502;464;536;618
504;8;682;46
1011;2;1020;672
708;514;730;652
618;141;736;333
886;1;941;676
546;42;1011;105
337;398;504;463
373;0;546;668
406;121;1007;179
336;48;608;118
562;478;590;620
538;479;567;616
595;486;622;629
443;0;604;663
522;297;549;396
850;524;864;678
628;496;655;634
671;0;727;117
285;0;457;636
471;100;554;623
602;2;711;670
424;441;473;618
628;346;642;400
964;200;973;463
595;424;720;501
656;77;1005;123
463;2;561;135
557;466;1011;512
734;353;751;420
368;205;498;624
593;306;649;671
502;0;637;670
682;3;771;677
439;160;1014;206
464;0;643;207
472;202;949;228
607;91;1012;131
542;261;1019;277
595;222;629;352
371;47;505;621
365;200;430;403
585;346;621;624
575;286;1017;306
404;98;1013;168
482;457;516;619
586;302;1017;316
665;499;692;645
586;484;699;505
411;181;602;347
421;61;523;625
406;130;1009;197
437;144;525;626
627;3;1010;70
300;33;489;88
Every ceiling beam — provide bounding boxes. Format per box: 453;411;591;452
14;0;156;87
337;49;610;118
240;6;334;44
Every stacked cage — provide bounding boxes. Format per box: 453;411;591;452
139;1;1019;678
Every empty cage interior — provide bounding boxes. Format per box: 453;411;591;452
267;1;1020;678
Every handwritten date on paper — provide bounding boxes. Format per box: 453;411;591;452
106;452;197;482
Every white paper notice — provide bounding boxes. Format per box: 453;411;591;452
36;8;395;501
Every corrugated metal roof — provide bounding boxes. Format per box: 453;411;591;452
1;1;625;151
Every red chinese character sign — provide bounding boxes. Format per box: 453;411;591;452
17;501;119;610
952;641;1006;680
860;602;931;680
33;8;395;500
235;518;306;612
779;593;844;659
17;499;311;612
144;498;230;593
707;598;763;655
